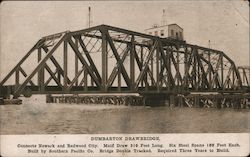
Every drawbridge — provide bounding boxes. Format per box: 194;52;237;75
0;25;250;107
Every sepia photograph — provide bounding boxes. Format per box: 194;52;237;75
0;0;249;156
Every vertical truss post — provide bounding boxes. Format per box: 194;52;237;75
193;47;198;90
184;47;188;90
156;41;160;92
167;48;171;90
84;67;88;91
91;75;94;86
63;41;68;91
159;49;163;89
38;48;44;91
177;50;180;87
75;39;79;86
246;69;249;86
130;35;135;91
151;50;154;86
140;46;144;87
232;69;235;87
197;52;200;89
220;54;224;89
241;69;245;84
15;67;19;89
208;51;212;89
58;72;61;84
159;48;163;89
118;67;121;92
102;29;108;91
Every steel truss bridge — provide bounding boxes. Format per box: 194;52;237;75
0;25;250;103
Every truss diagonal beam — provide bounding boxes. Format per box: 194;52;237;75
134;48;150;87
44;64;63;87
19;67;35;86
13;34;67;96
196;53;210;89
68;37;101;88
67;66;85;90
42;46;71;84
101;29;131;88
107;47;129;87
44;68;59;86
0;39;43;86
160;45;175;87
135;42;157;89
76;36;102;82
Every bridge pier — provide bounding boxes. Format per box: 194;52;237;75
140;93;171;106
46;94;144;106
44;92;250;108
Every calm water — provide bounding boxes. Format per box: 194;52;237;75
0;95;249;134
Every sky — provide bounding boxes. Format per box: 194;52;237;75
0;0;249;80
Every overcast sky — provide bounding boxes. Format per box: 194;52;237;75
0;0;249;80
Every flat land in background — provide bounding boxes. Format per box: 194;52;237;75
0;96;249;134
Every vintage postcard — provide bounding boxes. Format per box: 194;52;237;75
0;0;249;156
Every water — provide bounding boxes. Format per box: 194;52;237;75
1;95;249;134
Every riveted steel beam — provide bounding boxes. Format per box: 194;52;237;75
76;36;102;82
101;29;131;88
13;34;67;97
0;39;43;86
0;25;247;97
68;37;101;88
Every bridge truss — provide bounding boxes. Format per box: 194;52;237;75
0;25;249;99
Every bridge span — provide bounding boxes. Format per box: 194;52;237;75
0;25;250;106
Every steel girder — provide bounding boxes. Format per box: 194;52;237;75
0;25;246;98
